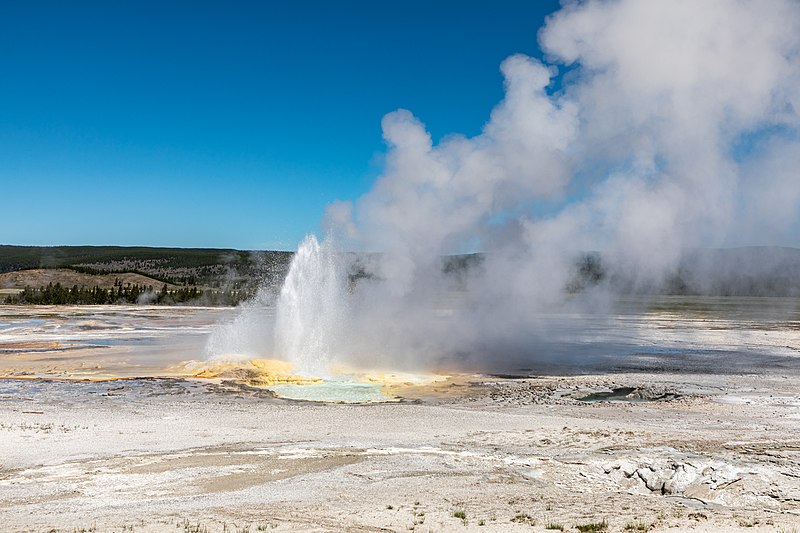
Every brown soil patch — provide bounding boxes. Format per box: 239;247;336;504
0;269;181;290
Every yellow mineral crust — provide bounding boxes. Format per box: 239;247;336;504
181;358;451;391
180;357;322;385
0;341;62;350
325;363;448;385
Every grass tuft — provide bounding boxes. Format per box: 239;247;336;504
177;519;208;533
511;512;535;525
576;519;608;532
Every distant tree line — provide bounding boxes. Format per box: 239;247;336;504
4;282;252;306
0;246;294;293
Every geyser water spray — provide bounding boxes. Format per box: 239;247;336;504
274;234;348;377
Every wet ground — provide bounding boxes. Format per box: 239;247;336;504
2;297;800;382
0;305;230;379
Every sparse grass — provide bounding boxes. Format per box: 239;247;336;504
576;519;608;532
411;507;425;527
177;520;208;533
624;521;651;531
546;523;565;531
453;510;467;525
511;512;535;525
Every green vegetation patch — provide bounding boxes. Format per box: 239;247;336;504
576;519;608;532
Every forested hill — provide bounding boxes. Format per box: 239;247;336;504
3;244;800;299
0;245;293;289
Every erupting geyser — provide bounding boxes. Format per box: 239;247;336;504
274;234;347;377
206;0;800;387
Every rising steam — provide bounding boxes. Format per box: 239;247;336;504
209;0;800;375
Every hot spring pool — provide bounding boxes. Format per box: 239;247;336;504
266;380;397;403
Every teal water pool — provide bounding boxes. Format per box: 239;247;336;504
266;380;397;403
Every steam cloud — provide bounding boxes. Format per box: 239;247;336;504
211;0;800;374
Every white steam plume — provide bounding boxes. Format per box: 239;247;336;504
212;0;800;375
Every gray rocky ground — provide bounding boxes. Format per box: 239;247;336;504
1;370;799;532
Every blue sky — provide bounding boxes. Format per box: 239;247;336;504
0;0;561;250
